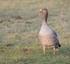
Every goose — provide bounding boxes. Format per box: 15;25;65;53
39;8;61;54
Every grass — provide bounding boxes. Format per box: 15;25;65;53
0;0;70;64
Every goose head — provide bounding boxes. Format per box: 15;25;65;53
39;8;48;22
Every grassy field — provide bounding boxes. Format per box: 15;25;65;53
0;0;70;64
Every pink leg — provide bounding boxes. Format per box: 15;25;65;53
42;45;46;55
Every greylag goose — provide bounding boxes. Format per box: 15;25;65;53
39;8;61;54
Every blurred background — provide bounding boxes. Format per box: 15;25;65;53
0;0;70;64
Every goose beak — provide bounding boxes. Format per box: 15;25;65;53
39;9;43;16
39;9;42;12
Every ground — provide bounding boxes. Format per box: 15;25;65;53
0;0;70;64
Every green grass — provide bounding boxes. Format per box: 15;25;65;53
0;0;70;64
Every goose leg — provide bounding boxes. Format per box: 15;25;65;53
53;47;59;55
42;45;46;55
53;47;56;55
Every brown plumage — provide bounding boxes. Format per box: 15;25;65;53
39;8;61;54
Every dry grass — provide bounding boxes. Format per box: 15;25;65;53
0;0;70;64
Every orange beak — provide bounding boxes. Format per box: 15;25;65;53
39;9;43;13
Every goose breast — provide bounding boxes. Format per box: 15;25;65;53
39;22;57;37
